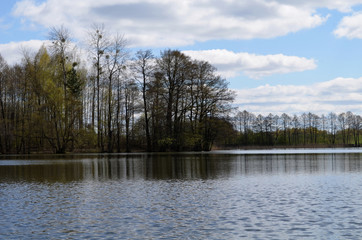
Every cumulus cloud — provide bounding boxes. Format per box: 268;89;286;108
183;49;317;79
0;40;49;65
275;0;362;12
334;12;362;38
234;77;362;115
12;0;329;47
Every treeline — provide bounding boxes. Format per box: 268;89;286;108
0;25;234;154
232;110;362;147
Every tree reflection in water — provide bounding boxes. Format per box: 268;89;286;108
1;153;362;183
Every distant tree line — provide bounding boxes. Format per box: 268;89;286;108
231;110;362;147
0;25;234;154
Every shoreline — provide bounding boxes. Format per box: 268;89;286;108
1;145;362;157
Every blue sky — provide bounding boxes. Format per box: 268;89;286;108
2;0;362;115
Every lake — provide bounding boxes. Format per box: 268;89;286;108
1;149;362;239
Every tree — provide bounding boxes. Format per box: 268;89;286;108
301;113;307;145
87;23;110;151
234;110;255;145
104;33;127;153
0;54;9;153
329;112;337;145
320;114;327;144
354;115;362;146
188;60;234;150
156;50;190;147
31;26;85;153
272;114;280;144
346;111;354;144
309;113;319;144
132;49;154;151
291;114;300;145
124;79;139;152
338;113;346;145
254;114;264;145
264;113;273;145
281;113;291;144
47;26;75;153
148;71;165;150
49;26;70;91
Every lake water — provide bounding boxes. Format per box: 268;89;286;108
1;149;362;239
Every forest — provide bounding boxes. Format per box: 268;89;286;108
0;25;234;154
230;110;362;148
1;25;361;154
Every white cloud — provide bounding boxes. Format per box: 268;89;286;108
0;44;316;80
334;12;362;38
234;77;362;115
183;49;317;79
276;0;362;12
0;40;49;65
12;0;329;47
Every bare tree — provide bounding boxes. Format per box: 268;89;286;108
234;110;255;145
0;54;9;153
281;113;291;144
329;112;337;145
346;111;354;144
291;114;300;145
104;33;128;152
301;113;307;145
132;49;154;151
320;114;327;144
338;112;346;144
87;23;110;150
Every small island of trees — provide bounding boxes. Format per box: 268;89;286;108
0;25;361;154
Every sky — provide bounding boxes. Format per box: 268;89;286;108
1;0;362;115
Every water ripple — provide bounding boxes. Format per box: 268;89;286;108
1;154;362;239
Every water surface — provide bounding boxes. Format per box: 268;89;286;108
1;151;362;239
